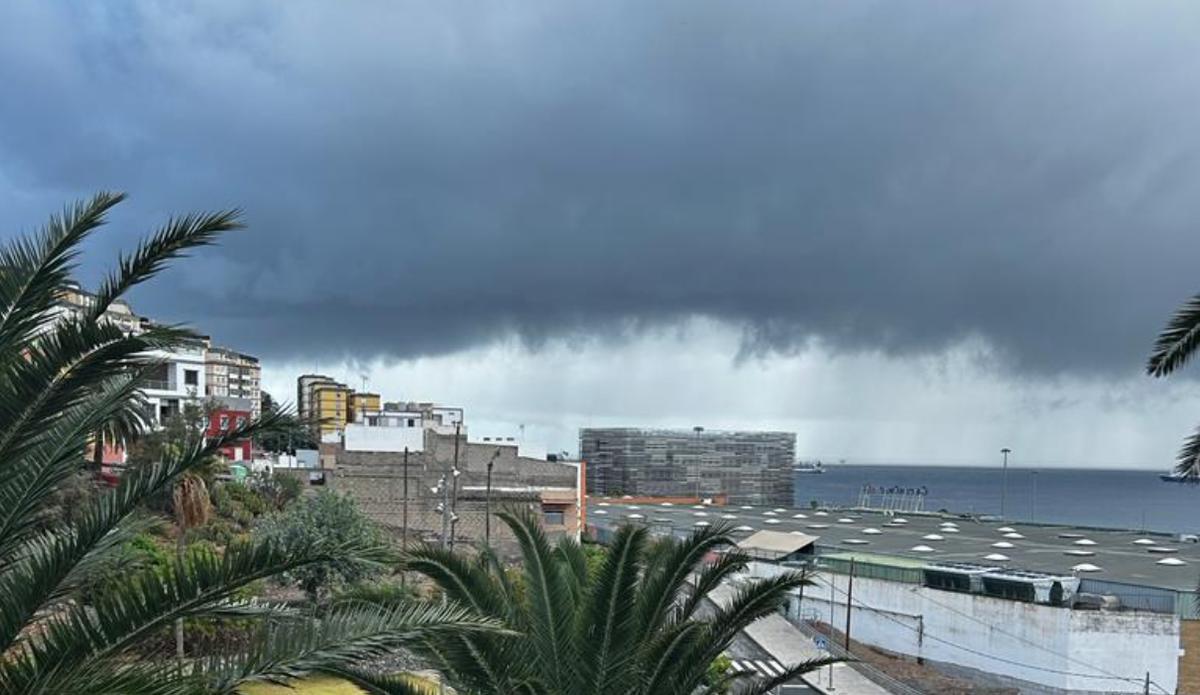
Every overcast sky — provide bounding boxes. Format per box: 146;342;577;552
4;2;1200;466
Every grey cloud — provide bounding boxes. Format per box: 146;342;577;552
2;1;1200;376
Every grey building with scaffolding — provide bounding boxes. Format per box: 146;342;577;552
579;427;795;506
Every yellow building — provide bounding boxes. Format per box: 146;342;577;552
347;392;381;424
312;382;351;436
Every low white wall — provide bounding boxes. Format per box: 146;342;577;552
344;424;425;453
786;571;1178;693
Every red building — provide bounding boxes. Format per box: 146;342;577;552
207;405;252;461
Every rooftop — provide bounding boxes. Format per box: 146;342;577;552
587;500;1200;592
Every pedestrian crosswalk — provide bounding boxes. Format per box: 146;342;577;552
729;658;790;679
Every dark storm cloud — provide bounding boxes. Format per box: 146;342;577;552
2;1;1200;375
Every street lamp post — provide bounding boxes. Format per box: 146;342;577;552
1030;470;1038;522
1000;448;1011;518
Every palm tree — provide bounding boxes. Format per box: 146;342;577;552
1148;293;1200;476
402;510;833;695
0;193;501;694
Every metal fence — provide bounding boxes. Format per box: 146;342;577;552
1077;578;1182;615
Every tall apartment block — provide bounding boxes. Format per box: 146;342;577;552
205;346;262;419
579;427;795;506
296;374;371;439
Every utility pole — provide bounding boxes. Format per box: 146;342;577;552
844;558;855;652
1000;448;1011;518
828;576;835;691
400;447;410;588
1144;671;1150;695
485;449;497;547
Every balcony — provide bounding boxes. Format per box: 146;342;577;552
143;379;172;391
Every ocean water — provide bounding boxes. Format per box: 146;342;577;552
793;465;1200;534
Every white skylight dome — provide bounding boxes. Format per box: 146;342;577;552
911;545;935;553
892;518;908;524
997;527;1016;533
983;553;1011;562
793;513;808;519
773;508;788;513
733;526;754;532
627;513;644;519
660;502;674;506
1073;539;1097;546
922;534;945;541
814;511;829;517
807;524;830;530
992;542;1015;549
1157;557;1187;566
1148;546;1179;554
1003;533;1025;539
837;518;855;524
1132;538;1157;546
594;510;608;515
741;505;754;510
765;519;782;525
861;528;882;535
694;521;710;527
1072;563;1102;573
721;514;738;520
1064;549;1094;556
693;511;708;517
763;511;778;516
627;505;641;510
790;530;808;536
942;527;960;533
843;539;870;545
598;502;611;507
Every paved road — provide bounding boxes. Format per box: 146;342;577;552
710;583;895;695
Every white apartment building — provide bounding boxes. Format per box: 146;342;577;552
142;340;207;424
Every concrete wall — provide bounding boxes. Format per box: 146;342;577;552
781;568;1179;694
344;423;425;453
327;431;580;555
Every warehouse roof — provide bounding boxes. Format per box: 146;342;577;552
737;530;817;556
588;500;1200;592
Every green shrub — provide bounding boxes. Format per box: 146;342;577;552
253;491;385;602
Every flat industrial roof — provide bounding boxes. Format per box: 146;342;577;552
587;500;1200;592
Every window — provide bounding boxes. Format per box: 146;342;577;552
219;415;229;431
543;509;565;526
407;418;415;427
236;416;246;428
184;369;198;386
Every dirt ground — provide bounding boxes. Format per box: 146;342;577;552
810;623;1018;695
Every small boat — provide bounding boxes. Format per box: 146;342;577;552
794;460;825;474
1160;471;1200;484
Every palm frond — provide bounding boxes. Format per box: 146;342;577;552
1149;293;1200;377
88;209;243;320
0;411;290;650
320;666;444;695
496;509;576;688
0;192;124;362
194;602;503;694
574;522;645;694
678;550;752;624
728;658;839;695
637;523;737;637
1174;421;1200;478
